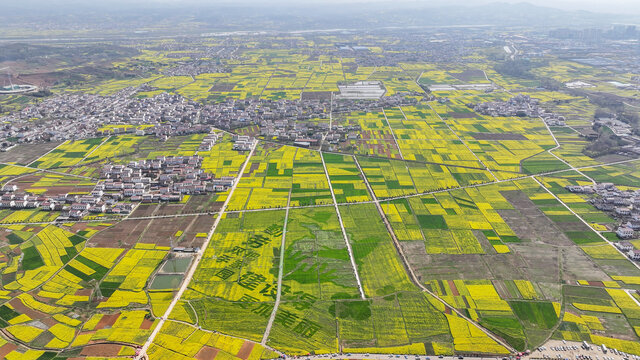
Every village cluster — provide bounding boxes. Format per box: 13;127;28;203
161;61;231;77
0;132;247;221
566;183;640;260
0;85;425;152
593;115;634;137
0;88;208;150
471;94;567;126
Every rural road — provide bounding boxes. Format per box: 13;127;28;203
353;156;516;353
2;156;638;228
538;116;596;184
135;140;258;360
533;177;640;272
1;131;638;359
321;151;366;299
262;189;292;345
427;103;498;181
287;354;502;360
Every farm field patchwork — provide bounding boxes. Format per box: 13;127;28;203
229;144;333;210
1;29;640;360
389;105;482;167
30;138;106;169
179;209;286;341
322;153;372;203
0;222;167;357
2;130;640;356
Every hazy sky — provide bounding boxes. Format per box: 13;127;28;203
143;0;640;15
320;0;637;14
430;0;639;14
14;0;640;15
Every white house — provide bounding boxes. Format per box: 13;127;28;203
628;249;640;261
616;241;634;251
617;226;635;239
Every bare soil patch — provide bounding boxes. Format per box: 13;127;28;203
210;83;236;91
95;314;119;330
561;246;609;281
81;344;123;356
237;341;255;360
301;91;332;101
89;219;151;247
0;342;18;358
151;203;183;216
471;133;527;140
181;215;214;247
448;112;477;119
131;204;158;217
509;243;560;284
449;69;486;82
140;318;154;330
413;253;493;281
0;142;62;165
183;193;223;214
139;216;194;247
9;298;46;320
498;190;573;246
196;346;220;360
448;280;459;296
